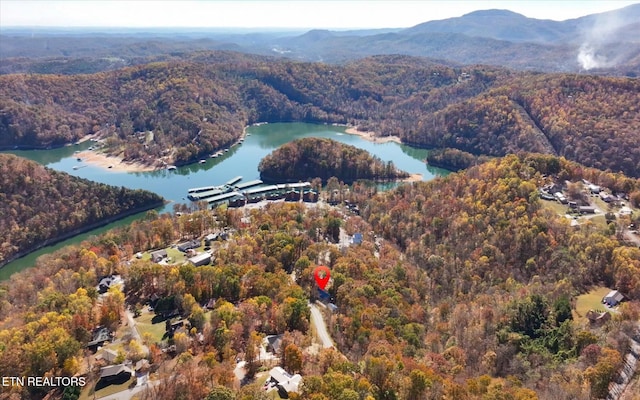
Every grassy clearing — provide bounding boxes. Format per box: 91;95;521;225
135;309;166;344
166;247;188;264
540;199;571;216
575;287;611;322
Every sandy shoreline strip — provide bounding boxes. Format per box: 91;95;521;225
344;127;402;144
403;173;424;183
75;151;157;173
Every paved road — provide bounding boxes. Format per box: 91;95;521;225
309;303;334;349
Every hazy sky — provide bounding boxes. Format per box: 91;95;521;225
1;0;639;29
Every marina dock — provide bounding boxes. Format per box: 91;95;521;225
187;177;314;208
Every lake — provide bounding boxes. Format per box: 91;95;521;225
1;122;449;279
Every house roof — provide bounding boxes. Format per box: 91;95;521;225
269;367;302;392
100;364;133;378
188;252;211;264
605;290;624;302
351;233;363;244
101;348;118;362
265;334;283;353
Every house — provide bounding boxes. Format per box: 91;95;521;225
205;298;216;310
97;275;124;294
554;192;568;204
100;348;119;364
177;240;200;252
317;288;332;302
351;233;363;245
204;233;218;246
87;326;113;348
264;334;283;355
603;290;625;307
266;367;302;395
188;252;211;267
599;192;616;203
150;249;168;263
586;310;611;326
539;191;555;201
588;184;601;194
579;206;596;214
99;364;133;385
135;359;150;374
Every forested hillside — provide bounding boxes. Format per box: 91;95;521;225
0;154;163;266
1;53;639;176
258;137;409;183
0;154;638;399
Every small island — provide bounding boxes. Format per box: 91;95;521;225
258;137;410;183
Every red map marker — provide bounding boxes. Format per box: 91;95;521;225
314;265;330;290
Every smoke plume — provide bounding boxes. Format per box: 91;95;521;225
577;8;628;70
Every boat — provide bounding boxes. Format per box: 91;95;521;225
167;165;177;171
77;157;82;161
199;159;206;164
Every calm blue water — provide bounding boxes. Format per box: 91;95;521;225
7;123;447;211
1;122;448;279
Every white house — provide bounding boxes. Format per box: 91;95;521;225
266;367;302;394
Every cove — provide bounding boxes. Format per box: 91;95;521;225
1;122;450;279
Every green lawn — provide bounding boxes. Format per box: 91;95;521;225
79;376;135;400
575;287;611;322
166;247;188;264
135;309;167;344
589;215;608;229
540;199;571;216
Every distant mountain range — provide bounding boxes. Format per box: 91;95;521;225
1;3;639;75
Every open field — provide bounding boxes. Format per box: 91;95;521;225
574;286;611;322
539;199;571;216
135;309;166;344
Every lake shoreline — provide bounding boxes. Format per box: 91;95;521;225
75;150;158;173
344;126;402;144
0;201;165;275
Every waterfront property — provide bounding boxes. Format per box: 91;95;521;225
1;122;449;280
188;177;313;209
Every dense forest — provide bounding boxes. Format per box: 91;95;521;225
425;147;491;171
1;52;639;176
258;137;409;183
0;154;164;266
0;154;638;399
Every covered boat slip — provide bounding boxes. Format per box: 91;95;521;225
187;177;265;201
188;176;312;207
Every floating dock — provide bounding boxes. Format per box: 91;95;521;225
234;179;263;191
225;176;242;186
